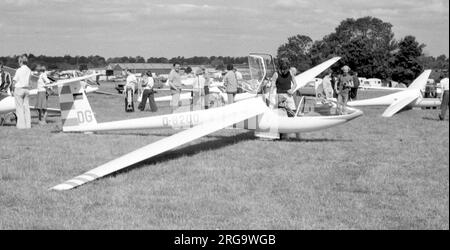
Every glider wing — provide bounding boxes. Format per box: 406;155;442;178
51;97;268;191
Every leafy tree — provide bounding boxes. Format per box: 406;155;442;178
391;36;425;84
310;16;397;78
277;35;313;72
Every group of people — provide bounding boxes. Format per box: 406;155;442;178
268;59;361;116
124;69;158;113
1;55;57;128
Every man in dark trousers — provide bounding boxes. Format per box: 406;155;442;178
138;71;158;112
350;71;360;101
439;76;449;121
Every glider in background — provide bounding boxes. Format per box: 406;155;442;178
347;70;441;117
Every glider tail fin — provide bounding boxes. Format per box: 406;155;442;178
408;70;432;91
58;81;98;132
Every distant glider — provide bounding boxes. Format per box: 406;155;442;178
348;70;441;117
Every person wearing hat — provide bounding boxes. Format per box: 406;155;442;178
223;64;238;104
36;65;51;125
191;68;206;111
336;65;354;114
138;71;158;112
13;55;32;129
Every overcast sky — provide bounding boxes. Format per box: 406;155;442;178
0;0;448;58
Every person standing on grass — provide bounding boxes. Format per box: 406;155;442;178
168;63;183;113
223;64;238;104
124;69;137;112
36;65;51;125
336;65;353;115
322;69;334;100
203;67;210;109
192;68;206;111
13;55;32;129
439;76;449;121
350;71;360;101
138;71;158;112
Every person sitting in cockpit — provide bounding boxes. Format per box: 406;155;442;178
270;59;298;117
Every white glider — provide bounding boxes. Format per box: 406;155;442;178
347;70;441;117
50;55;363;191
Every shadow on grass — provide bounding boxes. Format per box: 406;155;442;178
109;131;256;177
284;138;353;143
423;117;447;122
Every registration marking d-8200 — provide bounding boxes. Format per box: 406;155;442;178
162;113;200;129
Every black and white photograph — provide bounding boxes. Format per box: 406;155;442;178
0;0;448;233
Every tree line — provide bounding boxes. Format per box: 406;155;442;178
277;16;449;84
0;54;248;71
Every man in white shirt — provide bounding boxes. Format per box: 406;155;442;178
138;71;157;112
168;63;182;113
439;76;449;121
13;55;32;129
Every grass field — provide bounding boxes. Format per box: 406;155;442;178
0;84;448;230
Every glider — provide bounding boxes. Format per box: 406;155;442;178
50;54;363;191
347;70;441;117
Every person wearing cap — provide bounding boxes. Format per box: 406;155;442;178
13;55;32;129
138;71;158;112
336;65;354;114
36;65;51;125
439;75;449;121
271;59;298;116
223;64;238;104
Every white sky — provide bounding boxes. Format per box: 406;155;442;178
0;0;448;58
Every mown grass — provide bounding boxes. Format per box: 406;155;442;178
0;84;448;229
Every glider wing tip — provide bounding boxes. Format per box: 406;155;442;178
50;184;74;191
